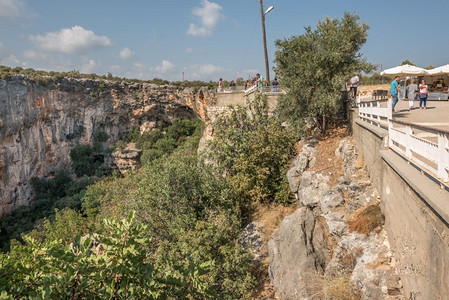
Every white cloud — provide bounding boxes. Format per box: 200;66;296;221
81;59;98;73
186;48;194;53
109;65;121;72
119;47;134;59
0;0;25;19
154;60;175;73
186;63;222;79
29;26;111;55
0;42;9;57
21;49;73;71
187;0;224;37
0;49;21;66
197;63;221;75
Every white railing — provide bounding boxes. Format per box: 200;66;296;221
244;85;283;95
244;85;259;95
358;98;392;129
357;94;449;184
388;121;449;183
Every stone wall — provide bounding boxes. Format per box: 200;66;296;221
351;109;449;299
0;76;215;217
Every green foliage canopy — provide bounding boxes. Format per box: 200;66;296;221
0;212;214;299
207;95;298;207
274;13;375;133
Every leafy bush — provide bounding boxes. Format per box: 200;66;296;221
0;172;95;251
81;122;255;298
93;130;109;143
207;94;298;207
0;212;214;299
131;119;201;165
70;144;107;177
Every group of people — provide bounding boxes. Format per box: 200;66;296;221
245;73;266;89
390;76;429;111
244;74;280;92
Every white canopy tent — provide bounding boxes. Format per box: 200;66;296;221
380;64;429;76
428;64;449;76
423;64;449;101
380;65;429;99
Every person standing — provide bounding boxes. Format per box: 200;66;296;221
218;78;223;92
272;78;279;93
418;79;429;109
390;76;401;112
257;74;264;88
229;80;236;91
406;79;418;110
349;74;360;99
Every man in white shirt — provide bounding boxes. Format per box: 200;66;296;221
349;74;360;100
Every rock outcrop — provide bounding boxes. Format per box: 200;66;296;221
0;76;215;217
112;143;142;173
269;137;404;299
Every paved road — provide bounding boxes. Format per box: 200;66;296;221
392;100;449;132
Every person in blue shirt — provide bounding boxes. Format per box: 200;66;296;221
272;78;279;93
390;76;401;112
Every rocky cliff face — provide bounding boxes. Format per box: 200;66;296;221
269;137;404;299
0;76;215;217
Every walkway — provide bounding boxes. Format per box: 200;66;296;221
392;100;449;132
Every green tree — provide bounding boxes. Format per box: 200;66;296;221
401;59;415;66
274;13;374;133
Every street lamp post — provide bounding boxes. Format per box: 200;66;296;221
259;0;271;85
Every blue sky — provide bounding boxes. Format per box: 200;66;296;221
1;0;449;81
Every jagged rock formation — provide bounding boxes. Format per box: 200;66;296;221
112;143;142;173
269;137;404;299
0;76;215;217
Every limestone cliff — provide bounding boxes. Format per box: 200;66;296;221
0;76;215;217
269;137;404;299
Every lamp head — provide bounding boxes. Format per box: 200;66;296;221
265;5;274;14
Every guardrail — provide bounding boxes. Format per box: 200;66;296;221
358;98;392;129
388;120;449;183
244;85;284;95
356;91;449;184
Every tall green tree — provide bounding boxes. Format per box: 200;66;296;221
274;13;374;133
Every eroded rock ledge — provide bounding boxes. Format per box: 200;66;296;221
269;136;404;299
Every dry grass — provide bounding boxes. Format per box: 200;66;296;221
347;204;385;235
308;272;362;300
254;204;297;243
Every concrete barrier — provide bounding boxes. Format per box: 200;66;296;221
215;92;247;107
351;109;449;299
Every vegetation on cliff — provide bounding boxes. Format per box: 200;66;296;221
0;96;297;298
